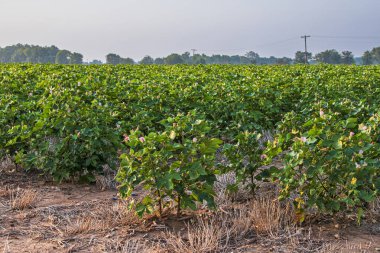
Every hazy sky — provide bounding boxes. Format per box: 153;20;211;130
1;0;380;61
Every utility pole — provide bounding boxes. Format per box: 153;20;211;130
300;35;311;64
191;49;197;57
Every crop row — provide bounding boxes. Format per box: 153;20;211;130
0;64;379;219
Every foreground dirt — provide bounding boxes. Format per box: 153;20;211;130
0;170;379;253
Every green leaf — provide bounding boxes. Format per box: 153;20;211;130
159;174;174;190
359;191;374;202
181;195;197;210
345;118;358;129
357;207;364;225
199;138;222;154
255;166;280;180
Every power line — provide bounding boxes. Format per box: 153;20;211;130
312;35;380;40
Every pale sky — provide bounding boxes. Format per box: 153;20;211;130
1;0;380;62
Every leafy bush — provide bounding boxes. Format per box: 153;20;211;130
268;110;380;222
221;131;269;194
116;112;222;217
12;79;122;181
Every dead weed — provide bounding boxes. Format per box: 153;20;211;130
10;187;38;210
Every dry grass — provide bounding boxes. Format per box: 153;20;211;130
1;237;10;253
99;238;158;253
368;197;380;215
164;202;258;252
64;201;141;236
95;174;113;191
9;188;38;210
95;164;117;190
97;200;141;227
0;155;16;173
2;165;377;253
214;172;251;207
165;216;231;253
227;205;254;241
319;239;376;253
65;216;106;235
249;197;294;236
0;186;11;198
162;194;326;253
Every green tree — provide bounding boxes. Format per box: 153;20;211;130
294;51;312;64
11;48;27;62
139;55;154;65
230;55;242;64
47;46;59;63
192;54;206;65
315;50;342;64
181;52;191;64
341;51;355;65
239;56;251;64
371;47;380;63
164;53;184;65
23;47;35;63
0;46;14;62
120;57;135;64
106;53;121;64
0;44;70;63
245;51;260;64
276;57;292;65
55;50;71;64
154;58;165;64
69;52;83;64
362;51;373;65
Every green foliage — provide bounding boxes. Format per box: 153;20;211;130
362;51;373;65
371;46;380;64
221;131;268;193
341;51;355;65
9;78;121;181
70;52;84;64
315;49;342;64
55;50;71;64
164;53;184;65
139;55;154;65
106;53;134;65
294;51;312;64
267;110;380;222
0;44;83;64
0;64;379;221
116;112;222;217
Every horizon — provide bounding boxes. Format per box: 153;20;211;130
1;0;380;62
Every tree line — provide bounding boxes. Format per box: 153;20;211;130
294;48;380;65
0;44;83;64
106;51;294;65
107;46;380;65
1;43;380;65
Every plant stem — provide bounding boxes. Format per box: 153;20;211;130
251;172;255;195
157;189;162;216
177;195;181;217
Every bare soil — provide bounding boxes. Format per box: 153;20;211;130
0;170;379;253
